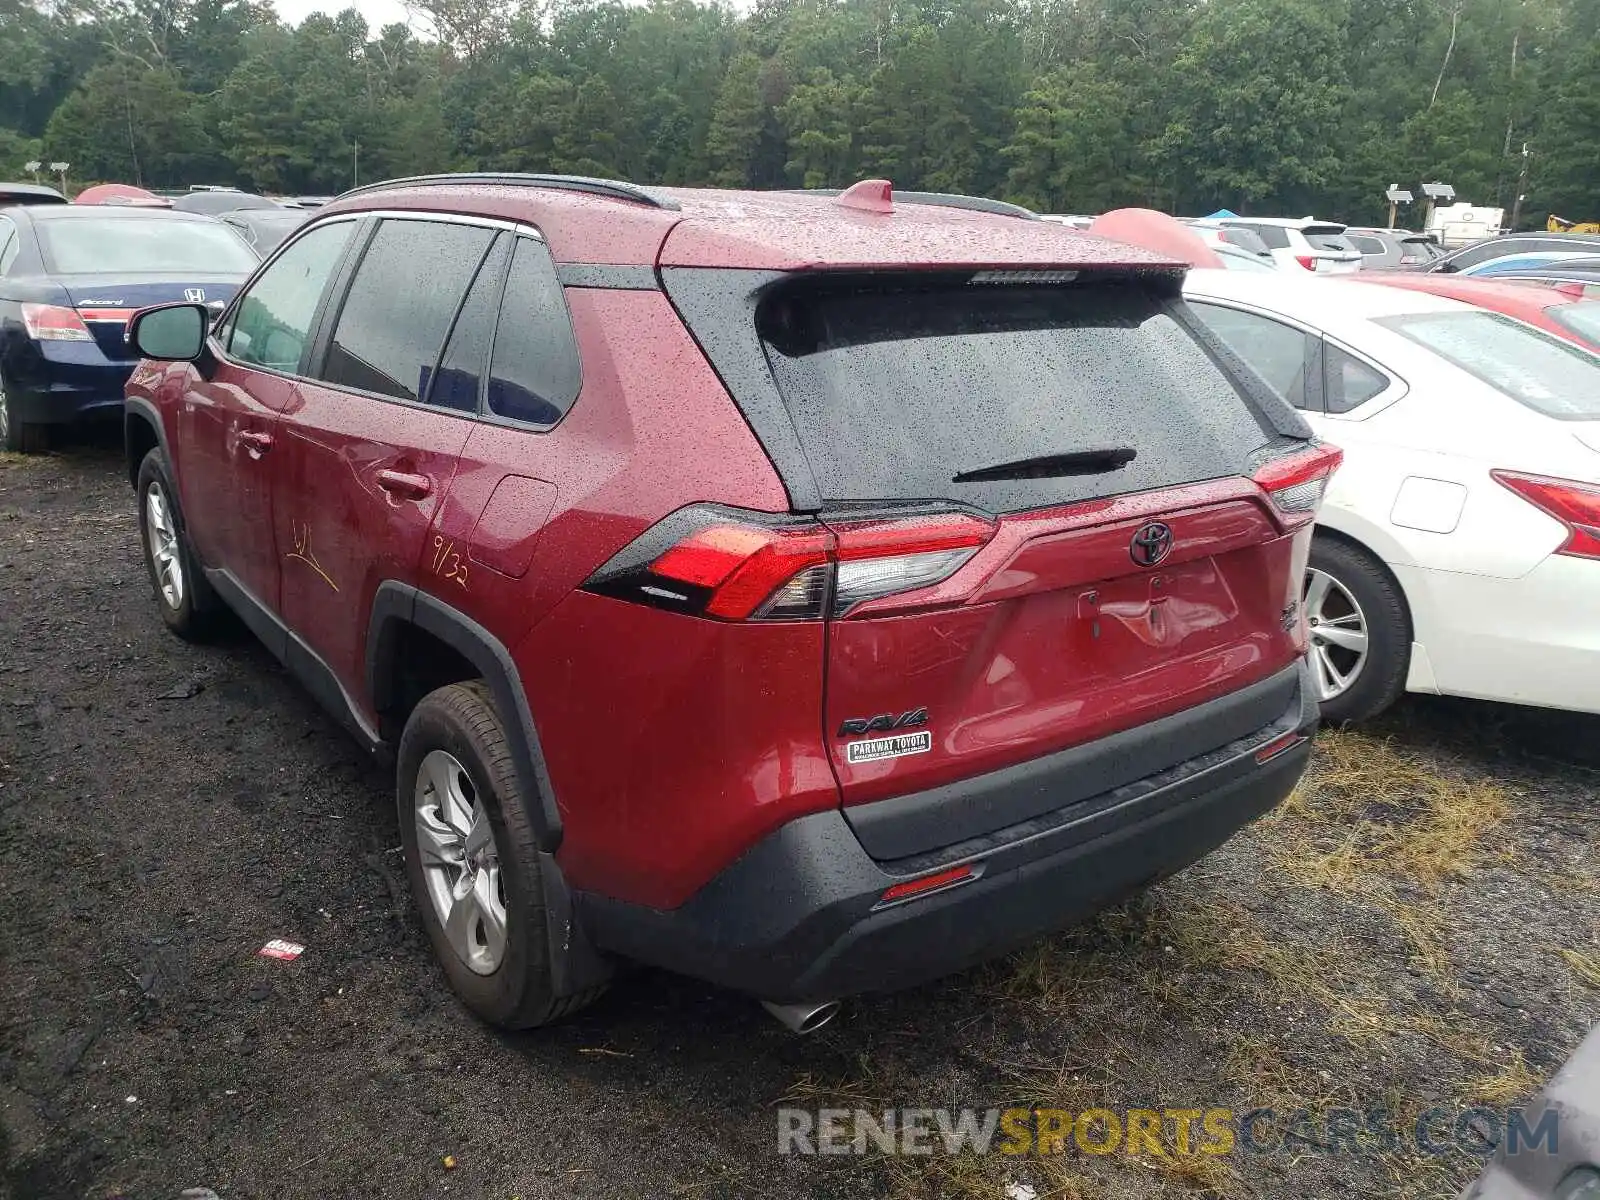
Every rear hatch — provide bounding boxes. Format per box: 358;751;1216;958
59;274;243;360
664;266;1326;853
1302;225;1363;273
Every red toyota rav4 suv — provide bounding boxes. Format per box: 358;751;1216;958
122;174;1335;1032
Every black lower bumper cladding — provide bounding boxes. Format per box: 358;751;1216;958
581;658;1319;1002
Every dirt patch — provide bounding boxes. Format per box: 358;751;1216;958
1;438;1595;1200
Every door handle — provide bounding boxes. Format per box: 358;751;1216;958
376;469;433;500
238;430;274;456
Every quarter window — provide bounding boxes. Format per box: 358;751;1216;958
227;221;355;373
321;219;495;403
486;237;582;426
1324;344;1390;413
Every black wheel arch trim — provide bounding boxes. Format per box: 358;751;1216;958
366;581;564;854
124;396;174;490
366;583;609;999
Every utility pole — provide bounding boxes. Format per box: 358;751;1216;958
1509;143;1530;231
353;141;360;189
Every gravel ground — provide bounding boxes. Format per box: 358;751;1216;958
1;437;1596;1200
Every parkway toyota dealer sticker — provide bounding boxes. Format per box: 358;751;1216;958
845;730;933;764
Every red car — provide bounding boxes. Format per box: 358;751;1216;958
121;174;1335;1032
1359;272;1600;351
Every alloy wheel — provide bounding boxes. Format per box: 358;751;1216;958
1303;567;1369;702
413;749;507;976
144;482;186;610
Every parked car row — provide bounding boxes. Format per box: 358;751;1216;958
0;182;320;451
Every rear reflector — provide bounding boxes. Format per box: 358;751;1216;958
878;864;976;906
20;303;94;342
1492;470;1600;560
588;504;994;622
1255;731;1308;764
1252;443;1344;526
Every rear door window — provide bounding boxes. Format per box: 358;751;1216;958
1188;302;1319;411
485;236;582;427
756;276;1289;513
319;218;495;403
1382;311;1600;419
1239;224;1290;249
0;218;16;274
426;236;510;413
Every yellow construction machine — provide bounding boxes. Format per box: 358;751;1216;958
1547;215;1600;234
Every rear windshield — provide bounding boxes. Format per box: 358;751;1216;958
37;216;259;275
1382;311;1600;419
752;275;1290;512
1304;227;1356;253
1402;237;1443;261
1551;301;1600;347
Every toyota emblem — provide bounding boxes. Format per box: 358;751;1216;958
1130;521;1174;567
185;287;206;303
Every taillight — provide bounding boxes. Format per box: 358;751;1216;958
20;303;94;342
1492;470;1600;560
1253;443;1344;526
831;512;993;616
584;505;994;621
1294;255;1318;272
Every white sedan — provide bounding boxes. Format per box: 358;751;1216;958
1181;269;1600;721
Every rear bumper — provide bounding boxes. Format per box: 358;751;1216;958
581;658;1317;1001
1397;556;1600;714
8;346;131;426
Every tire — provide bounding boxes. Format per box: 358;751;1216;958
1305;536;1411;724
135;447;218;639
0;373;49;454
397;681;603;1029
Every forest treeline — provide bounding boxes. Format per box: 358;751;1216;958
2;0;1597;226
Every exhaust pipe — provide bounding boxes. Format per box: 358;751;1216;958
761;999;842;1035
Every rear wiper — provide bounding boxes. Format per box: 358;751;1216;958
952;447;1136;484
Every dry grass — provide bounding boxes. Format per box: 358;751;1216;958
1266;728;1512;892
789;721;1578;1200
1560;948;1600;990
1459;1051;1547;1107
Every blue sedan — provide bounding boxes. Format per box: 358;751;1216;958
0;206;259;452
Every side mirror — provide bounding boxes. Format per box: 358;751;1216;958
128;302;208;361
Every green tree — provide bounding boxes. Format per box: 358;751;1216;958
705;51;765;186
1158;0;1351;212
777;68;867;187
1002;64;1149;212
43;61;214;186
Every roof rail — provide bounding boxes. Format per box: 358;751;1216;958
332;173;681;211
786;187;1040;221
